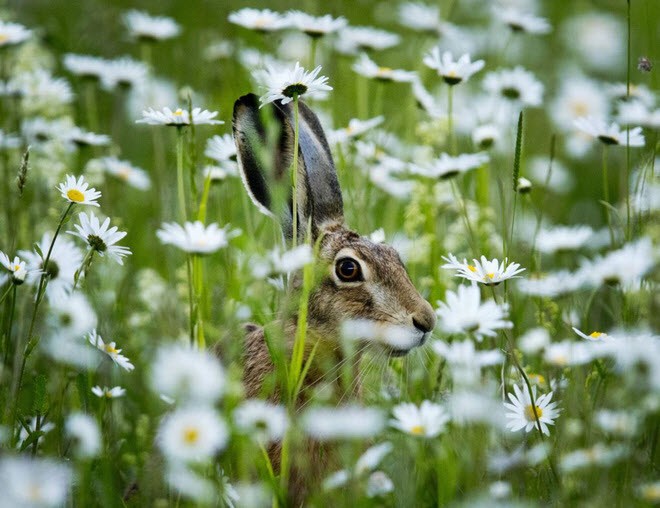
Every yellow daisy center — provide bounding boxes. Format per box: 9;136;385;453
183;426;200;444
410;424;425;435
378;66;392;74
486;272;495;279
117;167;131;180
13;264;20;271
589;331;603;338
447;70;458;77
174;108;184;116
0;34;8;44
467;265;477;272
525;404;543;421
66;189;85;202
104;344;118;354
529;374;546;385
571;101;588;117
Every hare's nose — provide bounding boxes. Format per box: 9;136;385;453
412;314;435;334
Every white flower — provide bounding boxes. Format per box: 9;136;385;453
67;211;132;265
638;481;660;503
441;254;525;286
483;67;544;107
432;340;503;386
165;464;214;503
423;48;484;85
158;406;229;463
518;327;550;354
150;343;225;404
258;61;332;106
205;133;236;162
156;221;240;254
228;8;289;32
560;443;627;472
366;471;394;498
447;390;506;428
203;163;238;181
336;26;400;54
251;244;314;278
136;107;223;126
574;116;645;147
57;174;101;206
233;399;288;444
577;237;655;287
65;412;101;458
472;124;502;150
504;383;560;436
17;417;55;449
535;225;594;254
327;116;384;145
496;7;551;34
411;152;488;179
67;127;110;147
356;442;393;474
87;329;135;371
352;54;416;83
0;250;27;285
572;327;610;342
435;284;512;340
0;457;72;507
62;53;107;79
285;11;347;37
99;56;148;90
47;293;97;339
19;233;83;302
517;270;585;297
97;156;151;190
124;10;181;41
0;21;32;47
390;400;449;438
549;75;609;132
398;2;442;33
617;100;660;129
91;386;126;398
595;410;638;437
562;13;624;72
543;340;597;367
302;405;385;440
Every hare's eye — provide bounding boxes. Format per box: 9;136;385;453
335;257;363;282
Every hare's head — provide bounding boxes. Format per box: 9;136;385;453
233;94;436;356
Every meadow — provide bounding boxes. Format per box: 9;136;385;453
0;0;658;506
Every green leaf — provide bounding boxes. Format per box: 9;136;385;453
32;374;48;415
513;110;524;192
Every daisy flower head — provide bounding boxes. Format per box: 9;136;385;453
302;405;385;441
228;8;289;32
442;254;525;286
258;61;332;106
423;48;485;85
67;127;111;147
99;56;148;91
435;284;512;340
204;134;237;162
123;10;181;41
432;339;503;386
577;237;656;287
483;66;544;107
136;106;223;126
616;100;660;129
67;211;132;264
352;53;417;83
367;471;394;498
57;174;101;206
535;225;594;254
0;250;27;285
285;11;347;37
158;406;228;463
410;152;488;180
504;383;560;436
574;116;645;147
472;124;502;150
327;116;384;145
0;457;72;507
572;327;610;342
233;399;289;444
91;385;126;398
398;2;442;33
47;293;97;340
65;412;101;458
390;400;449;438
336;26;400;54
98;156;151;190
157;221;240;254
496;7;551;35
63;53;107;80
150;343;226;404
0;21;31;47
87;329;135;371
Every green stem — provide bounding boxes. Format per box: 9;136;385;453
176;126;187;222
447;85;456;155
193;254;205;349
309;36;318;68
2;285;16;367
186;254;194;346
625;0;632;242
73;249;95;291
83;79;99;132
602;145;614;246
291;95;300;246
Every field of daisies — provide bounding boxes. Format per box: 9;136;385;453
0;0;658;506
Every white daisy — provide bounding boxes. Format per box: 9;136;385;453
483;67;544;107
617;100;660;129
577;237;655;287
543;340;597;367
228;8;289;32
204;134;236;162
136;106;223;126
87;329;135;371
560;443;627;472
285;11;347;37
97;156;151;190
65;412;101;458
390;400;449;438
302;405;385;440
441;254;525;286
398;2;442;33
504;383;560;436
562;13;624;72
91;385;126;398
0;20;32;47
366;471;394;498
351;53;416;83
517;177;532;193
0;250;27;285
549;75;609;132
57;174;101;206
15;70;74;110
67;211;132;265
432;340;503;386
435;284;512;340
410;152;488;179
356;442;393;474
251;244;314;278
517;270;585;297
496;7;551;34
203;163;238;181
233;399;288;444
158;406;228;463
257;61;332;106
535;225;594;254
99;56;148;91
0;128;20;150
62;53;107;80
423;48;484;85
0;457;72;507
472;124;502;150
327;116;384;145
47;293;97;339
595;410;639;437
17;417;55;449
574;116;645;147
150;343;226;404
571;327;610;342
67;127;110;147
19;233;83;302
156;221;240;254
123;10;181;41
336;26;400;53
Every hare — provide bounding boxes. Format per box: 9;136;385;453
233;93;436;401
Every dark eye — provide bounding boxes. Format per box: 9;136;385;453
335;257;363;282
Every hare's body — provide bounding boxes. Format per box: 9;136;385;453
233;93;436;502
